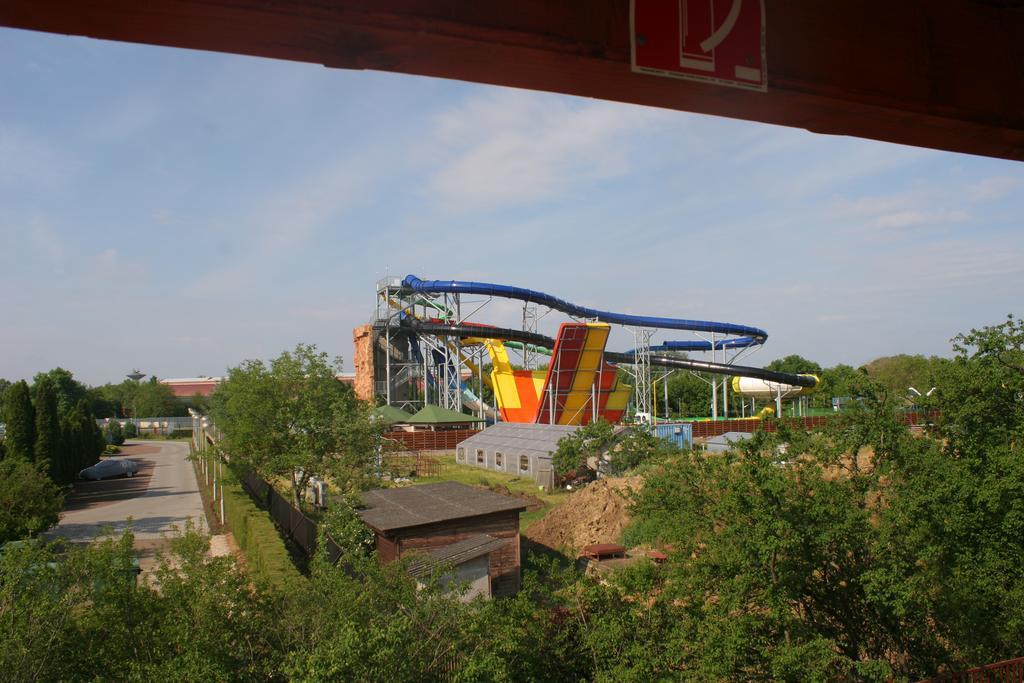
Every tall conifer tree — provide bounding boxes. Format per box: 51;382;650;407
33;378;62;479
2;381;36;460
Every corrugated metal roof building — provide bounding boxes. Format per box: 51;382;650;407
456;422;581;489
705;431;755;453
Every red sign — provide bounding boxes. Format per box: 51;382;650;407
632;0;767;92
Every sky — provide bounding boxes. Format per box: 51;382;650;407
2;28;1023;386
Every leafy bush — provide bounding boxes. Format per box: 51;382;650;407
219;472;303;590
122;421;138;438
104;420;124;446
552;419;615;478
0;458;63;543
321;493;375;559
606;428;678;475
0;529;284;681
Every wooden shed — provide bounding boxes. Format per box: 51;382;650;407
358;482;527;597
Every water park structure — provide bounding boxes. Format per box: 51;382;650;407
355;275;818;427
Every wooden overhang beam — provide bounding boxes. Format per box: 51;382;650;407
2;1;1023;161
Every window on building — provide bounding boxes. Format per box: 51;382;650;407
456;447;465;463
476;449;485;464
519;455;530;473
495;452;503;467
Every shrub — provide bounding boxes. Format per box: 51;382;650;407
122;421;138;439
104;421;124;446
218;473;303;590
0;458;63;543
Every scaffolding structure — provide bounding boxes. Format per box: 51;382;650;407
371;276;767;424
625;328;655;421
375;278;464;413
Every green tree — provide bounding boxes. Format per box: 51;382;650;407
552;419;615;478
873;314;1024;664
862;353;948;397
0;528;283;681
31;367;90;415
86;385;119;418
61;399;103;478
88;379;159;421
607;427;677;475
104;419;125;446
765;353;824;376
0;378;11;407
816;363;861;407
131;377;185;418
666;369;713;418
0;457;62;542
1;380;35;461
210;343;381;507
33;377;63;479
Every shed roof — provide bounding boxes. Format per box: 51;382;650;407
373;405;412;425
406;534;507;578
406;405;486;424
359;482;527;532
457;422;580;458
706;431;755;452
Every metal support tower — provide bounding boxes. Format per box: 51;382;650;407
375;279;467;413
521;302;539;370
630;328;655;422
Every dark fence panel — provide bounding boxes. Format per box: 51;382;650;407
384;429;480;451
238;469;344;565
685;411;939;439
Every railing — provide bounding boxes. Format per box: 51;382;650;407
922;656;1024;682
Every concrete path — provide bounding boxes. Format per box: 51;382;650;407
48;440;207;543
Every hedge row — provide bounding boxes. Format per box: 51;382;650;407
219;475;304;590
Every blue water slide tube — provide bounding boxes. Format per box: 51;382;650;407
402;275;768;344
650;338;760;353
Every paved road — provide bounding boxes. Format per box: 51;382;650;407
48;440;207;543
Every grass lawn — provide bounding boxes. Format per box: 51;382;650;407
411;455;568;530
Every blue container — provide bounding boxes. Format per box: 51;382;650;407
652;422;693;449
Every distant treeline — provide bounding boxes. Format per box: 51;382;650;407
0;368;207;420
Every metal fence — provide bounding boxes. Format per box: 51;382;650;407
384;429;480;451
684;411;941;439
97;416;194;435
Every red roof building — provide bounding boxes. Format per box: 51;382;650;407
160;377;222;398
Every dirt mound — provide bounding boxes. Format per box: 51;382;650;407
525;477;642;553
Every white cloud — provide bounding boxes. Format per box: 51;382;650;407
875;209;969;230
185;161;369;297
428;90;669;212
28;220;64;263
816;313;851;323
861;238;1024;294
95;248;118;268
759;141;926;200
0;126;76;190
967;175;1024;202
827;193;920;219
